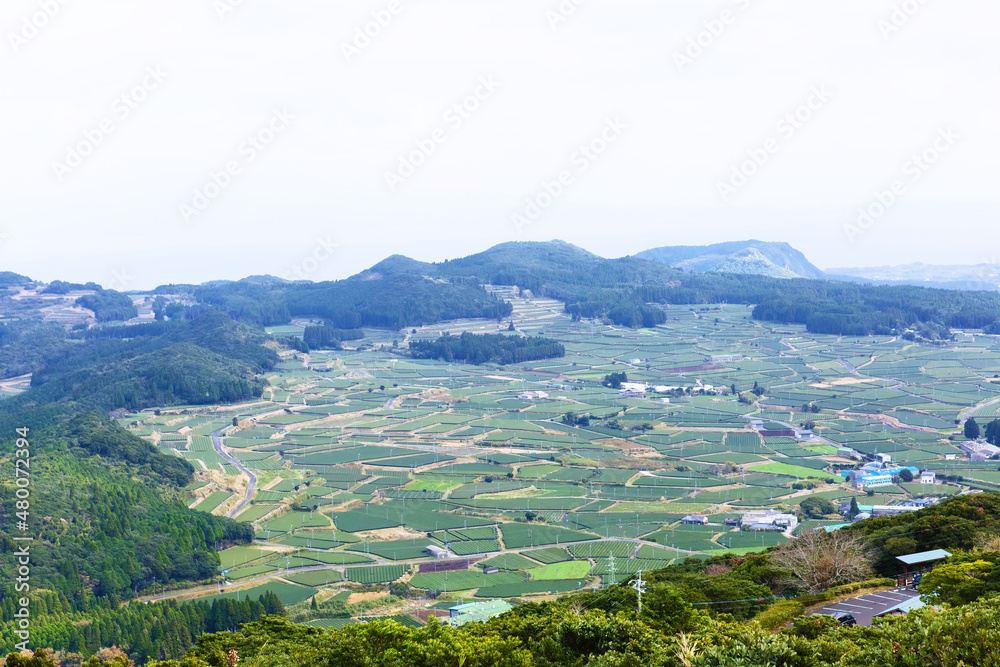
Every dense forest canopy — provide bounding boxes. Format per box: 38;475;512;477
409;332;566;365
75;290;139;323
0;421;252;621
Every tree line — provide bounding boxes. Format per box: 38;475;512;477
409;332;565;365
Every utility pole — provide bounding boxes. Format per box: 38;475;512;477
631;570;647;614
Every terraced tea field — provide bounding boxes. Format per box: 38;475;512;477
135;295;1000;610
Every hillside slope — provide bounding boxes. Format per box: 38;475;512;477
636;240;826;279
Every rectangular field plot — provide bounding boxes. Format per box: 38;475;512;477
409;569;522;592
331;507;493;532
521;547;573;564
205;581;318;606
476;579;588;597
346;538;439;560
282;570;343;587
568;541;635;559
481;553;541;570
193;492;233;513
528;561;591;580
235;505;278;522
345;565;408;584
449;540;500;555
259;511;332;533
499;524;596;549
219;546;268;570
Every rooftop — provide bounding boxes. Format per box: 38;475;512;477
810;588;923;627
897;549;952;565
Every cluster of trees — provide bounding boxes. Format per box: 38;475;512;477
409;332;565;365
42;280;101;295
0;321;70;378
846;492;1000;574
171;274;514;329
75;290;138;322
561;411;591;427
986;418;1000;446
302;326;364;350
798;496;836;519
0;594;284;664
602;372;628;389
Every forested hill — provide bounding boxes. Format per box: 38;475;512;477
0;271;32;285
157;272;513;328
0;312;274;432
365;240;1000;335
0;313;265;617
0;426;252;617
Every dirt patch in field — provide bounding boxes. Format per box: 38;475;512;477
348;591;388;604
810;377;871;388
414;609;450;623
355;526;427;541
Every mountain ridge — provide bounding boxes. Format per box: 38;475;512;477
635;240;826;280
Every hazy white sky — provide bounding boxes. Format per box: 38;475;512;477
2;0;999;289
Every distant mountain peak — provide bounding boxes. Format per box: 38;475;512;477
635;240;824;280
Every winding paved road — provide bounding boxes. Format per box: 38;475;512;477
211;427;258;518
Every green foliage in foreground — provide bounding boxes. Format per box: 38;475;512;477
87;593;1000;667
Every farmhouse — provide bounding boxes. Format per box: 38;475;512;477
518;390;549;401
739;510;797;531
847;464;920;489
960;441;1000;461
425;545;451;559
920;471;936;484
871;505;919;518
680;515;708;525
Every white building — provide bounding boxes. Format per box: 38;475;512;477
920;471;936;485
739;510;798;531
518;390;549;401
960;441;1000;462
426;545;451;559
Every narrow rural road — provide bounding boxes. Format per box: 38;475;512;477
960;393;1000;423
211;427;258;518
